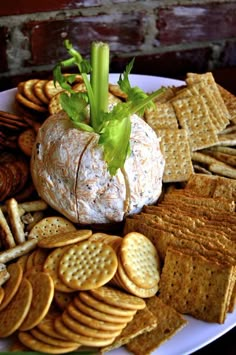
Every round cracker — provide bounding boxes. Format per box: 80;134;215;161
120;232;160;289
117;253;159;298
23;79;45;106
28;216;76;240
20;272;54;330
33;80;50;105
30;327;79;348
37;229;92;248
18;331;80;354
37;316;68;340
54;317;116;347
0;278;33;337
54;290;74;310
58;241;118;290
0;262;23;311
16;92;48;113
43;246;75;293
18;128;36;156
89;286;145;310
79;291;136;317
66;302;125;331
61;310;121;339
0;287;4;304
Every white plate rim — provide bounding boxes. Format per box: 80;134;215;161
0;74;235;355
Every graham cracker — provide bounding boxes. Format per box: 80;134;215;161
159;247;234;323
157;128;193;182
172;94;219;151
126;296;187;355
100;306;158;353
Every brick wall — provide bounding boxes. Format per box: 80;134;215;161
0;0;236;91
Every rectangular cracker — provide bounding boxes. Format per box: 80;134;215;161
172;95;219;151
218;84;236;124
126;296;187;355
0;208;16;249
145;102;178;130
100;306;158;353
159;247;234;323
157;128;193;183
186;72;230;126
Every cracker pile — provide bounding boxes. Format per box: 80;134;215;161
145;72;236;182
124;172;236;324
0;211;179;354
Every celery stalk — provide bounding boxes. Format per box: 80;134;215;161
90;42;109;131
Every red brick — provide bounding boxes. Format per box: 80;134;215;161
157;3;236;45
0;27;8;73
23;14;145;66
0;0;102;16
110;47;212;80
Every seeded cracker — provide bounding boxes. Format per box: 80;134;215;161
100;306;158;353
172;94;219;151
159;247;234;323
158;128;193;182
126;296;187;355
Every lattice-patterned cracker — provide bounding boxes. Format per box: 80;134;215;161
186;72;230;127
159;247;234;323
172;95;219;151
158;128;193;182
145;102;178;130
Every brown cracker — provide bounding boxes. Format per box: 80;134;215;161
0;262;23;311
159;247;234;323
0;278;33;337
158;128;193;182
59;241;118;290
38;229;92;248
28;216;76;240
126;296;187;355
145;101;178;130
172;94;219;151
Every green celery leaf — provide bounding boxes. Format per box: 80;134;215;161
99;113;131;176
60;92;94;132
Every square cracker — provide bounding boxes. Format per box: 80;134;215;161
184;173;218;197
159;247;234;323
157;128;193;183
126;296;187;355
145;102;178;130
172;94;219;151
100;306;157;353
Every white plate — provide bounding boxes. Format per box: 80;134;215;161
0;74;235;355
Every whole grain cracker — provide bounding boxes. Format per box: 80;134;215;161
18;331;80;354
28;216;76;240
90;286;146;310
172;94;219;151
145;101;178;130
38;229;92;248
101;306;158;354
0;262;23;311
20;271;54;330
0;278;33;337
126;296;187;355
120;232;160;289
159;247;234;323
158;128;193;182
58;241;118;290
